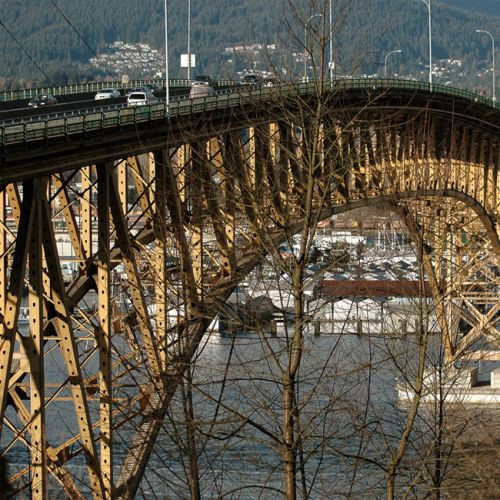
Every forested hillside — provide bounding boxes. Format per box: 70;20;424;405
0;0;498;95
439;0;500;16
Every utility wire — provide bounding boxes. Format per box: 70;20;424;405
48;0;98;60
48;0;116;78
0;18;56;86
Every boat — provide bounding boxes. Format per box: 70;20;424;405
396;367;500;404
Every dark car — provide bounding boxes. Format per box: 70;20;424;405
142;83;159;93
192;74;212;86
28;93;57;107
127;86;148;93
142;84;162;97
241;74;261;86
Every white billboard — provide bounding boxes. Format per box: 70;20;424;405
180;54;196;68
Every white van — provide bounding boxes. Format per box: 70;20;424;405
189;85;214;98
127;91;157;106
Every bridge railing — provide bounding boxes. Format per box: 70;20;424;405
0;79;498;146
339;78;498;110
0;85;245;127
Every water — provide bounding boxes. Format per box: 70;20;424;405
4;310;494;497
133;329;445;498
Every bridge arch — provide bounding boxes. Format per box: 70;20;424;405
318;190;499;256
0;80;498;496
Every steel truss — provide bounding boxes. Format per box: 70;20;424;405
0;104;498;497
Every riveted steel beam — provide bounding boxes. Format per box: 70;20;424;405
53;174;88;267
105;162;162;378
27;179;47;499
0;180;34;439
97;163;113;497
40;195;106;498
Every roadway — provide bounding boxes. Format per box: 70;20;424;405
1;79;499;185
0;84;236;124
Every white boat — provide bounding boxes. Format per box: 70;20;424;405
397;367;500;404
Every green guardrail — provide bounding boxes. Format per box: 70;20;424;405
0;79;236;102
0;79;498;147
343;78;499;110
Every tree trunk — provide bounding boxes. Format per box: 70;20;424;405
283;375;297;500
183;368;200;500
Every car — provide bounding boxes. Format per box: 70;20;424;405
142;84;162;97
94;88;121;100
125;86;147;95
28;93;57;107
127;91;158;106
192;74;212;86
262;78;277;87
189;85;215;98
241;74;261;87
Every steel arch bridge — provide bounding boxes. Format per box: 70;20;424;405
0;80;498;498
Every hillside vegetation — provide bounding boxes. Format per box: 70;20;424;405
439;0;500;16
0;0;498;95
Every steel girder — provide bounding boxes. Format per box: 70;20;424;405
0;104;498;497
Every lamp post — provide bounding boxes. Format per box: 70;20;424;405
164;0;169;106
329;0;334;80
187;0;191;80
420;0;432;89
384;49;402;78
476;29;496;102
304;13;322;82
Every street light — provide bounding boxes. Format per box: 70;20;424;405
329;0;334;80
476;29;496;102
420;0;432;89
384;49;402;78
187;0;191;80
164;0;170;106
304;13;322;82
